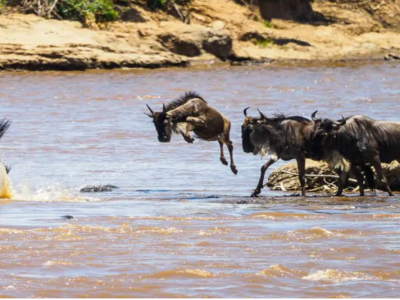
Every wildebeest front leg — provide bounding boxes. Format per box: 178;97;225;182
296;156;306;197
181;117;206;143
252;157;277;197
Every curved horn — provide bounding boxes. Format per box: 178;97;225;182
146;104;154;116
163;103;167;113
243;107;250;117
333;115;346;126
257;108;267;120
311;110;321;122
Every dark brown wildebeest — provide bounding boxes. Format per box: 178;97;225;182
241;109;374;197
241;108;320;197
311;112;400;196
146;91;237;174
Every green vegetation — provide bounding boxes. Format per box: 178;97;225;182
0;0;6;12
0;0;192;22
58;0;118;22
252;38;274;48
0;0;118;21
263;20;272;28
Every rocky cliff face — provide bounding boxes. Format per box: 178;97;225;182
0;0;399;71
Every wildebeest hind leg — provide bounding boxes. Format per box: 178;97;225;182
371;157;393;196
221;118;237;175
252;157;277;197
218;140;228;166
350;165;365;196
334;168;349;196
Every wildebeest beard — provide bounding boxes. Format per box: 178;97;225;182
241;125;255;153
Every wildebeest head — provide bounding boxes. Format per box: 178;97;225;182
146;103;172;143
311;111;346;138
241;107;272;154
241;107;257;153
310;111;347;159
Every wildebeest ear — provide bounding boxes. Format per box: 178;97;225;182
163;103;167;113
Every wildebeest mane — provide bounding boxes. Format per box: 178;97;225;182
270;112;311;124
165;91;206;112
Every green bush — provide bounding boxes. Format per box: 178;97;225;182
252;38;274;48
58;0;118;22
0;0;6;12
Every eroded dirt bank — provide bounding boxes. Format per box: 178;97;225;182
0;0;400;70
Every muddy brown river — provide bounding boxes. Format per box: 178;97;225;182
0;61;400;297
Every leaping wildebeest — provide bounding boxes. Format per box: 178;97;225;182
311;112;400;196
146;91;237;174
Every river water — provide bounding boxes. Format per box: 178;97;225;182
0;61;400;297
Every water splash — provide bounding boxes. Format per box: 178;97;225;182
0;162;13;199
10;182;100;202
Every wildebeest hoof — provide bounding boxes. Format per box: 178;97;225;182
80;185;118;193
251;190;260;197
185;137;194;143
220;158;228;165
231;166;238;175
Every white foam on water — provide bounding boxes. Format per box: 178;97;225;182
10;182;101;202
0;161;14;199
302;269;377;283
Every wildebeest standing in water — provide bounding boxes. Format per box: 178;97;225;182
146;91;237;174
241;108;320;197
311;112;400;196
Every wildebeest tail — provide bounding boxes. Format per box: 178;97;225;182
0;118;11;140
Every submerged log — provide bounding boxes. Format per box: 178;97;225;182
267;159;400;194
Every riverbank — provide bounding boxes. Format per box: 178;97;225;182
0;0;400;71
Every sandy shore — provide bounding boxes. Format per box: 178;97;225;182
0;0;399;71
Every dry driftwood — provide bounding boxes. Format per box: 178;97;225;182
267;159;400;194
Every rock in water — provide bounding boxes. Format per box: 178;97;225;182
0;161;13;199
